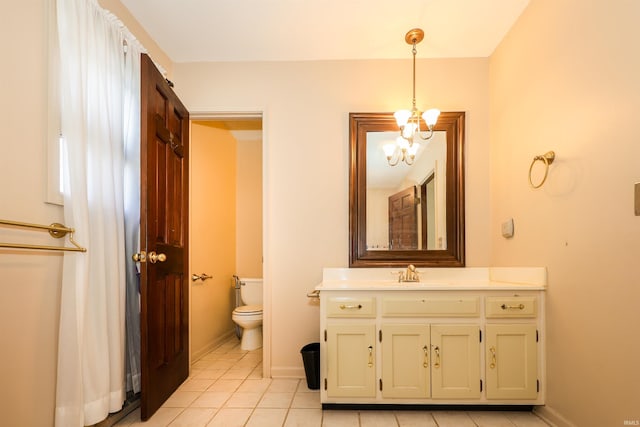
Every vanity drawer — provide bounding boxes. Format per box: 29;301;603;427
382;296;479;317
327;297;376;318
485;296;537;318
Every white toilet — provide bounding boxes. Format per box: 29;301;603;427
232;278;263;351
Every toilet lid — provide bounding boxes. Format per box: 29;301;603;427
234;304;262;314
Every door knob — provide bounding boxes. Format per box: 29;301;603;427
148;251;167;264
132;251;147;263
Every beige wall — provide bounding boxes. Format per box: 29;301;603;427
190;122;238;359
172;58;491;376
1;1;63;426
490;1;640;426
236;138;263;277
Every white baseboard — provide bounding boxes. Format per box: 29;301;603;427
534;406;576;427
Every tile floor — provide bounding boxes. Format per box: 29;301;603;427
115;337;551;427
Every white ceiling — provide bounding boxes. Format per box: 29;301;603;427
119;0;530;63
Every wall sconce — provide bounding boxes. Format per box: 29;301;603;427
387;28;440;167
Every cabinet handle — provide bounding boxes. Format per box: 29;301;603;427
367;345;373;367
489;346;497;369
422;345;429;368
433;346;440;369
339;304;363;310
500;303;525;310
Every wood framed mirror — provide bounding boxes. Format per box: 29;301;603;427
349;111;465;267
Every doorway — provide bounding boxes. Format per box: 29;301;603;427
189;116;264;363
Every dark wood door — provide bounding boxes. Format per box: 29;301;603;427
139;54;190;420
388;186;418;250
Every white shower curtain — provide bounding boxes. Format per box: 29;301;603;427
54;0;143;425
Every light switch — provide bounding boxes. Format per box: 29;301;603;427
501;218;514;238
635;183;640;216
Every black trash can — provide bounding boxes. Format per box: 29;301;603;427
300;342;320;390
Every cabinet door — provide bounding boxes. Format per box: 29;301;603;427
381;324;430;398
431;325;481;399
326;324;376;397
485;324;538;400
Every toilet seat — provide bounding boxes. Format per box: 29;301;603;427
233;304;263;315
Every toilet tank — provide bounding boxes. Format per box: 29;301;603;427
239;278;263;306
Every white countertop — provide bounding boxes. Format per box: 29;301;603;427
316;267;547;291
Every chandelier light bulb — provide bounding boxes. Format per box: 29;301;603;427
394;110;411;127
402;122;418;140
383;143;397;158
422;108;441;128
407;142;419;157
396;136;410;150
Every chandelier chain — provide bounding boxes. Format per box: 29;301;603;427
412;42;418;111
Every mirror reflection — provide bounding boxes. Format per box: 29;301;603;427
349;111;465;268
366;130;447;251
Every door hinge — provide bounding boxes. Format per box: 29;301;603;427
480;379;483;392
324;378;327;390
324;330;327;342
536;330;539;342
379;330;382;342
379;379;383;391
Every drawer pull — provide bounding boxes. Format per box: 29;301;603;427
501;303;525;310
339;304;363;310
423;345;429;368
489;346;497;369
433;346;441;369
367;345;373;367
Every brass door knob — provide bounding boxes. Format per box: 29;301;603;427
148;251;167;264
132;251;147;263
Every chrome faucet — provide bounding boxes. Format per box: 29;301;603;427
395;264;421;282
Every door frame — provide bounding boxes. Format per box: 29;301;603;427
188;110;269;377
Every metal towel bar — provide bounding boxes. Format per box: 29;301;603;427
0;219;87;252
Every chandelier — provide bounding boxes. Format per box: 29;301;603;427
384;28;440;166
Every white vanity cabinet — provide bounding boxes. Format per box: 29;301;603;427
317;267;546;407
325;324;376;397
380;324;430;398
380;295;482;400
324;296;377;398
380;323;481;400
484;296;540;400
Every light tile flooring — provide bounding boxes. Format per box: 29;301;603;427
115;337;551;427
